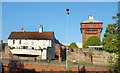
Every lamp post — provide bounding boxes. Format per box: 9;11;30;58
66;8;69;73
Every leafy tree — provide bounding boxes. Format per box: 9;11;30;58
83;36;101;48
102;13;120;52
103;13;120;72
102;23;118;52
69;42;78;48
112;13;120;73
107;56;115;64
113;56;120;73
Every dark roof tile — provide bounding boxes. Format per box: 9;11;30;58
8;32;54;40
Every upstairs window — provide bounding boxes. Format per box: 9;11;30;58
19;40;21;44
32;40;34;46
90;24;92;28
43;40;46;46
13;39;15;44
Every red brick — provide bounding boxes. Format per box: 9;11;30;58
3;62;112;72
80;23;103;46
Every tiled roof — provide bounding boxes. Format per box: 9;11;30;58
8;32;54;40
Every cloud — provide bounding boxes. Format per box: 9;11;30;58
76;43;82;48
64;43;82;48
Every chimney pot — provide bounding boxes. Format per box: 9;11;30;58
39;25;43;32
21;28;24;32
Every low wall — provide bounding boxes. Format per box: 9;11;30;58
2;61;112;72
67;48;117;66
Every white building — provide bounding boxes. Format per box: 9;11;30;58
8;25;55;60
87;46;103;50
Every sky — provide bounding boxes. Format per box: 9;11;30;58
1;0;120;2
1;2;118;46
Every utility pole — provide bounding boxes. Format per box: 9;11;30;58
66;8;69;73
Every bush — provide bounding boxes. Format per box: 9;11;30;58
69;42;78;48
83;36;101;48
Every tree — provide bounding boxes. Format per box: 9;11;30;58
102;14;119;52
83;36;101;48
102;24;118;52
112;13;120;73
103;13;120;72
69;42;78;48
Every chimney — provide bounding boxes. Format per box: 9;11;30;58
21;28;25;32
39;25;43;32
89;15;94;20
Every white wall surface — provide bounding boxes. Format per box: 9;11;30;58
42;49;47;59
10;49;42;55
8;39;51;49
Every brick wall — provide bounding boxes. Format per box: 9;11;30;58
80;22;103;47
81;29;102;46
3;62;112;72
81;23;103;29
55;44;67;62
55;44;61;62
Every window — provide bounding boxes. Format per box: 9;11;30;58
32;47;34;49
32;40;34;46
43;40;46;46
13;39;15;44
19;40;21;44
90;24;92;28
38;46;41;49
23;46;28;49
